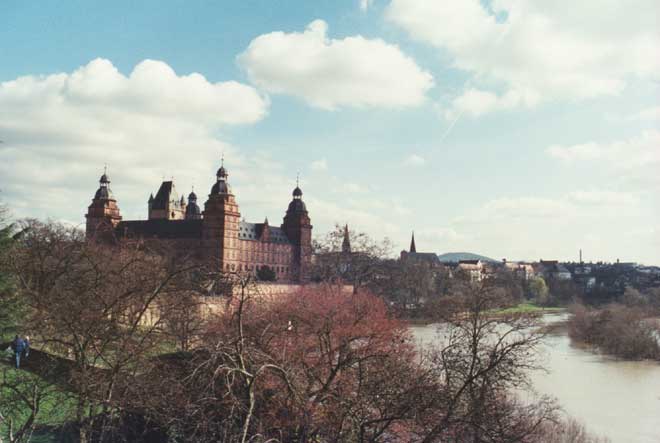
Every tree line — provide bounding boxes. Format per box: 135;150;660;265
0;213;608;442
567;287;660;361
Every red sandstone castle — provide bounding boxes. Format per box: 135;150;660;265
85;161;313;282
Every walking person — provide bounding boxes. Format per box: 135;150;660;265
23;335;30;360
10;335;26;369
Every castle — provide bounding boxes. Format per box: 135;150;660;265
85;160;313;282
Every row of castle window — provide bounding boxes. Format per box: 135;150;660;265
227;249;290;263
228;237;288;247
224;263;289;274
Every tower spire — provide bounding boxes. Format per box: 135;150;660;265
410;231;416;253
342;224;351;254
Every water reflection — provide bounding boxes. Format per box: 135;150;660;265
410;314;660;443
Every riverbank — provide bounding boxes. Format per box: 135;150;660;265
401;303;566;326
410;313;660;442
567;304;660;361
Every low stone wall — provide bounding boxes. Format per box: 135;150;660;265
199;282;353;317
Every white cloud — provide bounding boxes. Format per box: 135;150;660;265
403;153;425;166
0;59;269;222
386;0;660;115
343;183;369;194
0;59;408;254
237;19;434;110
455;189;643;225
444;188;656;263
481;196;571;220
547;131;660;193
311;158;328;171
447;88;539;118
567;190;640;207
359;0;373;12
546;130;660;170
630;106;660;121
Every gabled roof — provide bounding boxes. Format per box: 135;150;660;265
152;181;179;210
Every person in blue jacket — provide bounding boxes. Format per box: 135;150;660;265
10;335;26;369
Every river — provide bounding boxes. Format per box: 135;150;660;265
410;314;660;443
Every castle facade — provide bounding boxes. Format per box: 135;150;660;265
85;161;312;282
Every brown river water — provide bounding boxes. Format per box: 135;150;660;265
410;314;660;443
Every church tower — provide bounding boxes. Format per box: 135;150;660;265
202;160;241;271
85;170;122;239
282;181;312;281
342;224;351;254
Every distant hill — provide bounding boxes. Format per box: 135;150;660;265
437;252;498;263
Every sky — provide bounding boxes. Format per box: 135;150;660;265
0;0;658;264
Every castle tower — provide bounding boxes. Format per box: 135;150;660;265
282;182;312;281
148;180;185;220
85;170;122;239
185;190;202;220
261;217;271;242
202;160;241;271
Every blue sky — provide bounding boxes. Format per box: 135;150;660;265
1;0;659;264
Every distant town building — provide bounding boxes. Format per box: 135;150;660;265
502;259;535;280
400;232;441;267
85;160;313;282
457;259;485;282
535;260;572;281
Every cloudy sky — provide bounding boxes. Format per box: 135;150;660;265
1;0;658;264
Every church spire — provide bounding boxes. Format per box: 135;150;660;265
342;224;351;253
410;231;416;253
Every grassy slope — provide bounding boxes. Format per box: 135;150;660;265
490;303;565;315
1;353;77;443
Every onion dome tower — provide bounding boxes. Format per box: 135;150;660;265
185;189;202;220
282;177;312;281
85;169;122;239
210;163;232;195
202;157;241;269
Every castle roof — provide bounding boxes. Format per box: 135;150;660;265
152;181;180;210
116;219;203;239
94;186;114;200
287;199;307;213
93;172;114;200
238;221;291;244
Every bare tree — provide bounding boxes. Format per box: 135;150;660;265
312;224;392;293
417;280;559;442
0;367;67;443
7;220;210;442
